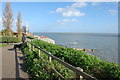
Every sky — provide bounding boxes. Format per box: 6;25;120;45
0;2;118;33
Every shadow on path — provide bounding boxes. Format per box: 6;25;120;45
14;46;29;80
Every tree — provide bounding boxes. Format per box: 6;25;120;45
17;12;22;35
2;2;13;35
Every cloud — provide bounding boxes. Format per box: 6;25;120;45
108;9;118;15
57;19;77;24
51;8;65;13
51;2;86;17
62;9;85;17
91;2;100;6
1;0;119;2
72;0;119;2
71;2;87;8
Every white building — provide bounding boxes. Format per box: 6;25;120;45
34;35;55;44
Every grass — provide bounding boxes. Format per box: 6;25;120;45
0;43;10;47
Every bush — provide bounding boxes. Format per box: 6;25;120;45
31;39;120;80
0;36;22;43
1;29;13;36
22;40;120;79
26;36;34;39
21;43;62;80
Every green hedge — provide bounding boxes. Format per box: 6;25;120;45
0;36;22;43
22;43;64;80
26;36;34;39
30;39;120;80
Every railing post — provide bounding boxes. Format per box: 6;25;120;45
31;39;32;42
38;47;40;58
27;42;31;51
32;45;34;51
29;43;31;51
76;67;83;80
48;52;52;62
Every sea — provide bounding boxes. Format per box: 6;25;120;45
33;32;119;65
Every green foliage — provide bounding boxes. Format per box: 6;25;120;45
22;44;62;80
0;44;10;47
26;36;34;39
1;29;13;36
22;40;120;80
1;36;22;43
30;39;120;80
1;29;22;37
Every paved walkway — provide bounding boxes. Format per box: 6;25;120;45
0;46;2;79
1;44;29;79
2;45;16;78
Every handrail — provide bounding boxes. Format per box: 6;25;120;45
39;55;65;79
27;41;97;80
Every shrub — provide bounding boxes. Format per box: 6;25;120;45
26;36;34;39
21;43;62;80
22;40;120;79
31;39;120;79
0;36;22;43
1;29;13;36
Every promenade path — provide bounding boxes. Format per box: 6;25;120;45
0;46;2;79
2;45;16;78
1;44;29;79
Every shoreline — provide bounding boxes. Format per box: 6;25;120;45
30;33;118;65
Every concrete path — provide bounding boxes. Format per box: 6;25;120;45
0;46;2;79
1;44;29;79
2;45;16;78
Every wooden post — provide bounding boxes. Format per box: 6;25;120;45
38;48;40;58
76;67;83;80
27;42;31;51
32;45;34;51
48;52;52;62
83;49;85;51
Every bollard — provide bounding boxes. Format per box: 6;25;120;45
48;52;52;63
76;67;83;80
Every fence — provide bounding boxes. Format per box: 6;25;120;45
27;41;97;80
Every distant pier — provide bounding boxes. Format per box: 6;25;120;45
73;48;96;51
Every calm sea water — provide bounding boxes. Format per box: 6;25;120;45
33;33;118;64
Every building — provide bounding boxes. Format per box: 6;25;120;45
22;22;29;34
39;36;55;44
34;35;55;44
22;26;29;34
